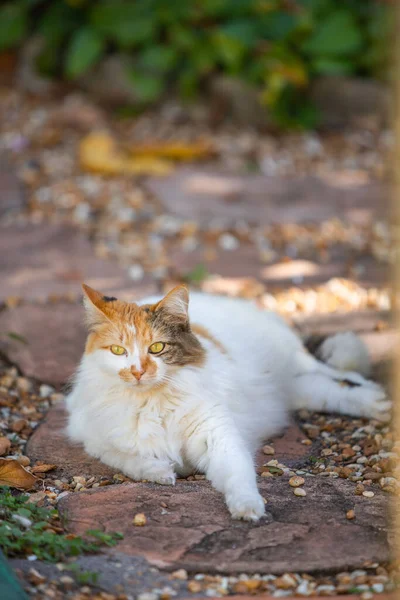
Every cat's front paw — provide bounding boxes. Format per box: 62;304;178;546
144;466;176;486
227;491;265;521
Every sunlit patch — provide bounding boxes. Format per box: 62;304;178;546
149;342;165;354
111;344;126;356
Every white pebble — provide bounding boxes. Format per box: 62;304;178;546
12;514;32;528
218;233;239;251
294;488;306;497
362;491;375;498
39;384;55;398
128;264;144;281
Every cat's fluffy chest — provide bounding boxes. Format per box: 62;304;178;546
87;384;188;464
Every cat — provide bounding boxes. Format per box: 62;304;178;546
66;283;391;521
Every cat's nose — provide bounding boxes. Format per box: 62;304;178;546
131;366;145;380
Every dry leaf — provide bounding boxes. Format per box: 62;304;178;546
31;463;57;474
0;458;37;489
0;437;11;456
128;140;214;161
79;132;173;176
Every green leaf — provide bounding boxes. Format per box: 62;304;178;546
302;10;363;57
212;31;246;71
128;71;164;103
7;332;28;345
258;12;298;41
138;46;178;73
312;57;354;75
65;28;104;79
0;3;28;51
38;1;78;46
90;2;155;47
219;20;258;47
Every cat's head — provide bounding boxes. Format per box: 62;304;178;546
81;284;204;390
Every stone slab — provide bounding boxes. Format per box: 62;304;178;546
58;477;389;574
12;552;187;598
146;169;388;226
26;402;312;480
0;222;156;302
0;303;86;388
169;246;388;289
0;157;25;217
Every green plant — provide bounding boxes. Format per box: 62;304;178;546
0;0;392;128
66;563;99;585
0;488;123;562
184;264;209;285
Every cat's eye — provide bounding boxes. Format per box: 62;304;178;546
110;345;126;356
149;342;165;354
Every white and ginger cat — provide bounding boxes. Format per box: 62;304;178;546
66;284;391;521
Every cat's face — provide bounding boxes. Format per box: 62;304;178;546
82;284;204;391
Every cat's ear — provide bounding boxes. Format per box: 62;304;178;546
154;285;189;323
82;284;116;326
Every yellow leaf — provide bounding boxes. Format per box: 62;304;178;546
0;458;37;490
79;132;173;176
128;140;214;161
31;463;57;474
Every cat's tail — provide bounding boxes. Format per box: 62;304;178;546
303;331;370;377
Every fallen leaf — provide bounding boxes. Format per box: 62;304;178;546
0;458;37;489
31;463;57;474
7;332;28;345
128;140;214;161
79;132;173;176
0;437;11;456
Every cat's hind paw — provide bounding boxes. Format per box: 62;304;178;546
227;491;265;521
349;383;392;423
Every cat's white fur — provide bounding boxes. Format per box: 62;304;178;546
66;292;390;521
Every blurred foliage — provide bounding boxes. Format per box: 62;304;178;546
0;0;392;128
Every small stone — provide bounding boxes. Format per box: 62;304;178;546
12;419;27;433
371;583;384;593
275;573;297;589
16;455;30;466
59;575;75;590
243;579;261;591
16;377;32;393
355;483;365;495
12;514;32;528
262;444;275;455
28;568;47;585
289;476;305;488
321;448;333;457
219;233;239;251
346;509;355;520
0;437;11;456
301;439;312;446
342;447;356;459
133;512;147;526
187;581;202;593
171;569;188;580
294;487;306;497
363;491;375;498
338;467;353;479
380;476;399;493
128;264;144;281
72;476;86;485
39;384;55;398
